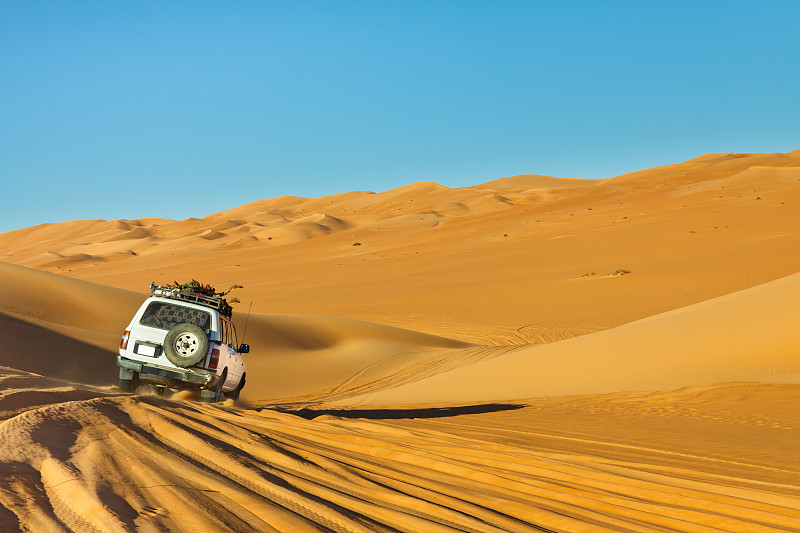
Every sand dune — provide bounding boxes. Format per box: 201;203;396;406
0;262;473;403
101;227;152;241
198;229;227;240
4;234;795;409
328;272;800;407
211;219;247;231
291;213;351;231
2;149;798;346
477;173;602;190
222;235;261;249
1;149;800;531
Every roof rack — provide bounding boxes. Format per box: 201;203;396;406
149;283;233;318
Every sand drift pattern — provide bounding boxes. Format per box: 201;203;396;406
1;372;799;532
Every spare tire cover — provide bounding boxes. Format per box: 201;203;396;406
163;323;209;367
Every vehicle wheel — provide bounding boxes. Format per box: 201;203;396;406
163;323;209;367
119;373;140;393
213;370;227;402
225;373;245;402
152;384;166;396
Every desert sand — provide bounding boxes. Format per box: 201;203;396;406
1;150;799;531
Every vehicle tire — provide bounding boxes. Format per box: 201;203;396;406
213;370;227;403
152;385;166;396
119;378;134;393
163;323;209;367
119;373;139;393
225;373;246;402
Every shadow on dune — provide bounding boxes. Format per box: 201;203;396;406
285;403;526;420
0;311;117;386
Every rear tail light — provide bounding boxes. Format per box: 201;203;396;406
209;348;220;369
120;330;130;350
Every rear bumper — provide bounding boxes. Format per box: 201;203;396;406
117;355;214;387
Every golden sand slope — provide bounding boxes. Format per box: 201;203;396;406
327;272;800;408
1;370;798;532
0;263;142;384
0;262;475;403
2;150;799;344
4;259;797;409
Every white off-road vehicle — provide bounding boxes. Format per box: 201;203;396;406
117;283;249;402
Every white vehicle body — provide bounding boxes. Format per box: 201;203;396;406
117;289;248;400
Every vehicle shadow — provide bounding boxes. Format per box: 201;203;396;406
285;403;526;420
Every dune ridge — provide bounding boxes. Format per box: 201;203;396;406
327;272;800;408
2;150;799;346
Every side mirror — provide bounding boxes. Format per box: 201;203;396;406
238;344;250;354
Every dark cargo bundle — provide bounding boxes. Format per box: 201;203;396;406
150;281;235;318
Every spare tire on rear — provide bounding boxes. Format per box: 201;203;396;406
163;323;209;367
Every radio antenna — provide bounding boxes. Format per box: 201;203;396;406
241;302;253;344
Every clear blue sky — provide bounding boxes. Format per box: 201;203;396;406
1;1;798;233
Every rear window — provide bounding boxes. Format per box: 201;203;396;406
140;301;211;334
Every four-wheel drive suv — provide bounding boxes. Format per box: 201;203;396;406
117;283;249;402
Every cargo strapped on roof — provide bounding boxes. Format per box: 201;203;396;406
149;283;233;318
